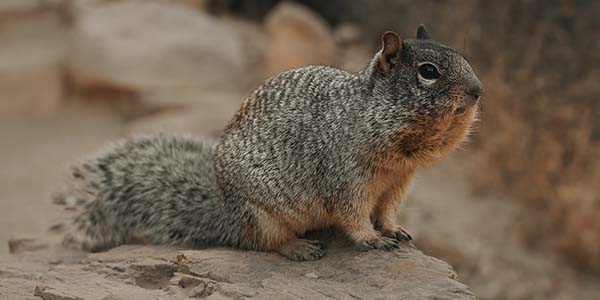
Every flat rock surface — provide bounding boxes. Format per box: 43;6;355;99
68;0;244;109
0;242;476;300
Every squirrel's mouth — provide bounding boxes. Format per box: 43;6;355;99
454;94;481;115
454;107;467;115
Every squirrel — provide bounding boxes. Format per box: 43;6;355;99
56;25;483;261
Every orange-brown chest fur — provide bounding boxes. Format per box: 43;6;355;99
367;106;478;204
386;106;477;169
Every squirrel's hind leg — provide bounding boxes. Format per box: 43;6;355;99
253;209;326;261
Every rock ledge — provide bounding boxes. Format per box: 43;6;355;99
0;242;476;300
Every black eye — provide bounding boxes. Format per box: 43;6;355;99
418;63;441;80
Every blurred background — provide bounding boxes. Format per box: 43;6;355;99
0;0;598;299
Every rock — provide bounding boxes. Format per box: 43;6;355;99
125;91;243;138
0;0;68;18
67;0;244;115
170;272;209;288
7;238;50;254
170;272;219;298
0;242;476;299
128;258;178;289
333;23;372;73
224;18;270;89
333;23;363;46
0;0;69;115
264;2;337;75
34;285;84;300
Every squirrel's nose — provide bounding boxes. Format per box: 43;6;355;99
466;81;484;101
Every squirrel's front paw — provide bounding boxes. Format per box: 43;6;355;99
355;236;399;252
380;226;412;242
278;239;325;261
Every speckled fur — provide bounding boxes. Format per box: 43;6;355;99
58;27;483;260
58;134;247;251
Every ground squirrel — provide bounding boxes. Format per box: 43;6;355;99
56;25;483;261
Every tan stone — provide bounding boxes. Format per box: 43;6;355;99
0;0;68;115
125;91;243;138
1;244;477;299
67;0;244;113
265;2;336;76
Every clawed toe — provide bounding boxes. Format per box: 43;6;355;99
355;236;400;252
279;239;326;261
308;239;326;249
382;227;413;242
392;228;412;241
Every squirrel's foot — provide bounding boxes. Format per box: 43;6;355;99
355;236;400;252
380;226;412;242
278;239;325;261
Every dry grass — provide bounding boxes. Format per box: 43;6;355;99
431;0;600;271
477;60;600;271
466;1;600;271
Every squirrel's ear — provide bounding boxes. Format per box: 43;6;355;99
416;24;430;40
379;31;402;73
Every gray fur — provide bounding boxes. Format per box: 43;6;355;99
58;29;483;257
216;36;482;250
58;134;250;251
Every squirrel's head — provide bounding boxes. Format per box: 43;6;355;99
371;25;484;117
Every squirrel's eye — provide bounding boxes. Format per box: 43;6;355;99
418;63;441;80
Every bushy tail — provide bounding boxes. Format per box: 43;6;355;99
53;161;103;208
52;134;223;252
52;156;117;251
